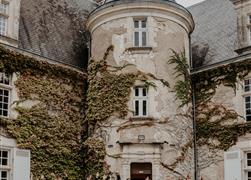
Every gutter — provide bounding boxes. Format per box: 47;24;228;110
189;33;198;180
191;52;251;75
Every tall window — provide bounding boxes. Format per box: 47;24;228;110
134;19;147;47
248;15;251;45
0;1;8;36
0;149;9;180
0;72;11;117
246;152;251;180
244;79;251;121
133;87;148;117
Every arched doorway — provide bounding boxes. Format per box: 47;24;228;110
131;163;152;180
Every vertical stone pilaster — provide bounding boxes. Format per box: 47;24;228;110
121;159;130;180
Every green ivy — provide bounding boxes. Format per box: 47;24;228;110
0;46;86;179
169;50;251;151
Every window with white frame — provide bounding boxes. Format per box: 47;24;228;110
244;79;251;121
0;72;11;117
0;1;8;36
133;87;148;117
0;149;10;180
246;152;251;180
134;19;147;47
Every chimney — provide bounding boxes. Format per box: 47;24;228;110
231;0;251;54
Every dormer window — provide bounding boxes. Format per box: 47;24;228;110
134;18;147;47
0;1;8;36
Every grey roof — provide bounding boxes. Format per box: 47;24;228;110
18;0;96;69
188;0;238;67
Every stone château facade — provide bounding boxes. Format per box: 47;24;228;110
0;0;251;180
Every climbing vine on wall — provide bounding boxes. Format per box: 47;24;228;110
0;46;86;81
168;49;191;106
170;49;251;151
193;58;251;150
0;46;86;179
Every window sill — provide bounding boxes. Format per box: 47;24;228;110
129;117;154;121
127;46;153;54
242;92;251;97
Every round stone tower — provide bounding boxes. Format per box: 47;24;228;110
87;0;194;179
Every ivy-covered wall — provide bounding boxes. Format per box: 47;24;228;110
0;46;88;179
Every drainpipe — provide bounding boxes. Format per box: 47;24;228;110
192;79;198;180
189;33;198;180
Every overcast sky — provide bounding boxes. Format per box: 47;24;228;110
176;0;205;7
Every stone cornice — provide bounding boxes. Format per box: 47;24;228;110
87;0;194;34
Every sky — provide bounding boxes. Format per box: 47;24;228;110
176;0;205;7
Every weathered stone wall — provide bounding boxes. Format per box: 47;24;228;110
88;3;194;178
0;47;87;179
194;66;251;180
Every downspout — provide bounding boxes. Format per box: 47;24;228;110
189;33;198;180
192;78;198;180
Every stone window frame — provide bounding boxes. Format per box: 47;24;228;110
243;151;251;180
0;148;11;180
133;17;148;47
0;72;12;118
133;86;148;117
0;0;9;36
247;13;251;45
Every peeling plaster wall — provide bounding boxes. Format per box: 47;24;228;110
91;15;193;179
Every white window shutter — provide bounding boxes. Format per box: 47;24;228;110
224;150;242;180
13;148;30;180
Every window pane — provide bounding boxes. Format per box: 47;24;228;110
3;110;7;117
246;96;251;102
0;73;10;85
135;101;139;116
248;153;251;166
247;116;251;121
0;16;7;36
247;103;251;109
134;32;139;47
248;171;251;180
3;90;8;96
245;79;251;92
142;88;147;97
2;158;7;165
134;20;139;28
249;15;251;24
142;20;146;28
143;100;147;116
0;89;9;117
2;151;7;158
245;86;250;92
0;150;8;166
135;88;139;97
142;32;147;46
248;160;251;166
1;171;8;180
